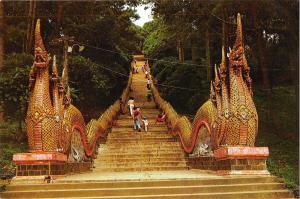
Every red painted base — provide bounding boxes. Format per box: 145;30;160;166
212;146;270;175
214;146;269;160
13;152;67;165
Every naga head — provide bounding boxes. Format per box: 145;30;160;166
228;13;245;76
219;46;227;81
210;81;216;104
34;19;49;68
213;64;221;94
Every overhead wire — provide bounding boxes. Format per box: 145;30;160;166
92;62;203;91
90;58;296;93
74;41;297;71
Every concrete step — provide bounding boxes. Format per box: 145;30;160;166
98;148;184;153
134;104;157;109
5;176;282;191
100;141;181;148
98;143;181;150
111;127;168;133
126;109;159;114
105;137;176;143
105;141;179;145
115;118;158;123
95;153;186;159
113;122;166;128
118;114;158;119
2;183;291;198
93;161;187;168
112;125;167;131
93;157;187;163
122;104;157;109
99;142;181;148
98;147;182;153
93;165;189;172
108;132;170;137
98;147;183;153
107;133;173;139
25;190;293;199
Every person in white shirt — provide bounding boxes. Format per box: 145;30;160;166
142;117;149;132
127;97;134;117
147;78;151;89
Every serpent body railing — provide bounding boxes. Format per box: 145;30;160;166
149;13;258;156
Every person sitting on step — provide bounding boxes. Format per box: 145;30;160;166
155;109;166;124
119;97;125;114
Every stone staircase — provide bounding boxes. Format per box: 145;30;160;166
1;176;294;198
93;71;189;172
0;60;294;198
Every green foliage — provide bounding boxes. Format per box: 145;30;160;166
0;142;28;174
0;121;28;175
152;57;209;113
254;86;298;135
68;56;128;108
143;19;176;58
151;56;177;78
256;131;299;193
0;121;21;141
0;53;34;120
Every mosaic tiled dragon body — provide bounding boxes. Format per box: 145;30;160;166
26;20;122;161
191;13;257;155
151;14;258;155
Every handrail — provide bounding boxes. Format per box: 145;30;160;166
145;63;201;154
81;70;133;157
146;14;259;155
150;79;202;153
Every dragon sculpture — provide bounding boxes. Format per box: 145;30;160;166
151;13;258;156
26;19;123;162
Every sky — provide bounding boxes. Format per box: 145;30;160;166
133;4;153;27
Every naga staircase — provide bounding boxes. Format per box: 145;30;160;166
0;14;295;198
1;59;294;199
93;69;189;172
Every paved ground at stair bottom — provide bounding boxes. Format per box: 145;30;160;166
56;170;233;182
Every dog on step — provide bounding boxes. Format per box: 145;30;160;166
44;175;53;183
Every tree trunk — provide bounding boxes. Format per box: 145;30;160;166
191;37;197;64
0;1;4;122
252;4;273;129
25;0;36;54
205;29;211;81
181;43;184;63
56;2;64;33
177;39;180;61
0;1;4;69
177;39;184;62
257;34;270;89
221;2;228;58
191;46;197;64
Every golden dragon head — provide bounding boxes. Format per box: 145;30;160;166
34;19;49;68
